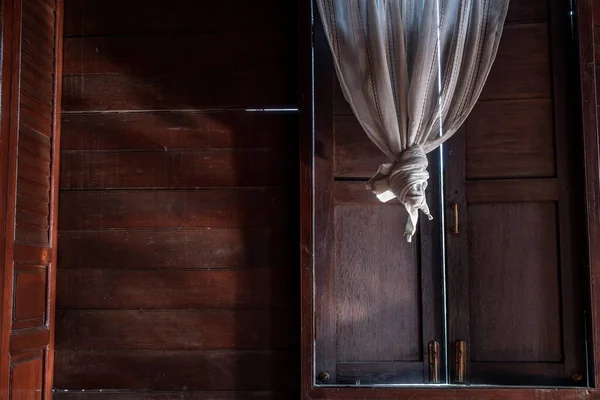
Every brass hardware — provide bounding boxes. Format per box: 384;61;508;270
456;340;467;383
451;203;460;234
318;371;330;382
429;341;440;383
572;373;583;383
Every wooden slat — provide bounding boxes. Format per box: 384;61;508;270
334;115;385;178
59;150;287;189
466;179;559;203
63;0;292;36
479;23;552;101
465;99;555;179
58;189;289;230
57;229;292;270
13;243;52;265
55;310;297;350
10;328;50;354
63;34;289;74
53;350;295;391
56;269;296;310
54;392;293;400
61;73;295;112
60;112;293;151
15;224;48;245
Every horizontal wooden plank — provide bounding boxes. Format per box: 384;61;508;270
60;150;287;189
64;34;292;74
334;115;386;178
55;310;297;350
505;0;549;24
54;392;293;400
466;179;558;203
54;350;295;391
61;112;294;151
58;189;289;229
56;269;297;309
480;23;551;101
64;0;293;36
61;73;296;112
334;181;400;205
465;99;555;179
10;328;50;354
57;229;292;270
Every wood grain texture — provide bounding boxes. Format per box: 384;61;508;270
62;73;296;112
55;310;297;350
54;350;296;391
505;0;549;23
468;202;562;362
479;23;552;101
63;0;293;36
58;189;289;230
57;229;291;270
60;112;293;151
63;34;290;74
465;99;555;179
56;269;296;310
335;204;421;363
334;115;386;178
55;392;293;400
60;150;287;189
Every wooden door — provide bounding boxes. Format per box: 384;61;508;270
0;0;63;398
445;0;587;386
313;14;445;386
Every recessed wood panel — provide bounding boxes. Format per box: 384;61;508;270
64;0;293;36
479;23;551;101
57;229;291;270
335;204;420;363
334;116;386;178
465;99;555;179
55;310;297;350
53;350;295;391
12;266;47;330
63;35;289;74
56;269;296;310
60;150;287;189
60;112;292;151
61;73;295;112
58;189;289;230
468;202;562;362
10;351;44;400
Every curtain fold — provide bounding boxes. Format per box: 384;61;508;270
317;0;509;241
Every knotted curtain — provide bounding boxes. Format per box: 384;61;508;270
316;0;509;241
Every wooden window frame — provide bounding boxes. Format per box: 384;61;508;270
298;0;600;398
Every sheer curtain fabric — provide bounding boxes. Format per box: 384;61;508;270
316;0;509;241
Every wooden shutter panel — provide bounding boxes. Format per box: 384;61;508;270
0;0;63;398
444;0;586;386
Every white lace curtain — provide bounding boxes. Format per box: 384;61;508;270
316;0;509;241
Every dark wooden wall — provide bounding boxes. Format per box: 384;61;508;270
53;1;299;399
